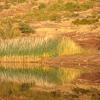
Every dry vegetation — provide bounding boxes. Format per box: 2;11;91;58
0;0;100;60
0;0;100;99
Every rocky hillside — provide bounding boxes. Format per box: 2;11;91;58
0;0;100;58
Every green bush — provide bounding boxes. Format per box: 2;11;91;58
64;2;79;11
72;18;99;25
48;3;64;11
19;22;35;34
64;1;93;11
79;1;93;11
39;3;46;9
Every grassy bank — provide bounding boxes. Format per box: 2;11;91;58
0;36;85;58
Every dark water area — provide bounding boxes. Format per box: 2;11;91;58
0;63;100;100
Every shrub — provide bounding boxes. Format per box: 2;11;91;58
79;1;93;11
49;13;61;21
0;3;10;12
64;2;79;11
39;3;46;9
19;22;35;34
73;87;90;95
48;3;64;11
8;0;27;4
72;18;99;25
0;18;20;39
20;83;31;91
0;82;19;97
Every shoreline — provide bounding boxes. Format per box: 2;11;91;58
0;54;100;66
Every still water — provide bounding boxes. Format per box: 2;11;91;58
0;63;83;86
0;63;99;100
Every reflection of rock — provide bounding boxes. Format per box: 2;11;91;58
46;54;100;67
78;72;100;83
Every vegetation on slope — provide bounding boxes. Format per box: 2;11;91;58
0;0;99;57
0;0;99;38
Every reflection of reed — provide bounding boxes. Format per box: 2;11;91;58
0;56;42;63
0;63;45;69
0;64;82;87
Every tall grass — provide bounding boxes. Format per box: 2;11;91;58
0;36;85;57
57;37;84;55
0;64;82;87
0;18;20;38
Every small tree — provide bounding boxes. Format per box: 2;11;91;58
19;22;35;34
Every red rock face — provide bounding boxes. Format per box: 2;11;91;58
63;32;100;49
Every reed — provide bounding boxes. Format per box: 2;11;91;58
57;37;84;56
0;36;85;58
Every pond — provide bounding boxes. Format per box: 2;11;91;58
0;63;100;100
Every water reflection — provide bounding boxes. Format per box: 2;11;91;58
0;63;83;87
